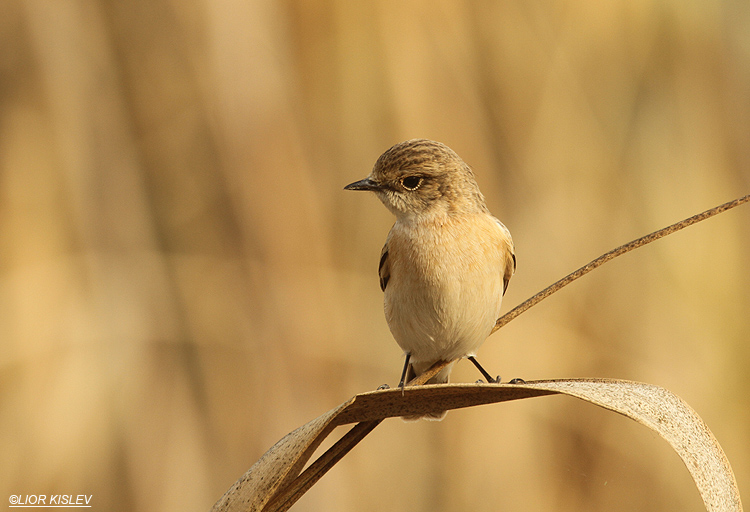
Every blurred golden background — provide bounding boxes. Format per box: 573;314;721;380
2;1;749;511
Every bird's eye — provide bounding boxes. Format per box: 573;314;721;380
401;176;423;190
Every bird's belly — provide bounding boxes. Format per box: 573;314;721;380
384;255;504;365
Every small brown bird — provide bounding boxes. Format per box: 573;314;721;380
345;139;515;419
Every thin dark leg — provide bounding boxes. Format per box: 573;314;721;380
468;356;499;383
398;353;411;389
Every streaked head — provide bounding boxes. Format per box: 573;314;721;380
344;139;488;217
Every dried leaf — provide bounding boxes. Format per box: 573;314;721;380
211;380;743;512
210;401;352;512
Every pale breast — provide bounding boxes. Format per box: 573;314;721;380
383;213;511;363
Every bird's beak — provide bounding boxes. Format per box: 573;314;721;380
344;177;381;191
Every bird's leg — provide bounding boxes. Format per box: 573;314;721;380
398;353;411;389
468;356;500;384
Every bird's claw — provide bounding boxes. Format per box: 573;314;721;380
476;376;501;384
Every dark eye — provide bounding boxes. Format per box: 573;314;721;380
401;176;423;190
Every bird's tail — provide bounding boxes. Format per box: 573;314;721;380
401;361;454;421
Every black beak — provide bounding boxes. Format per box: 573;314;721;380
344;177;381;191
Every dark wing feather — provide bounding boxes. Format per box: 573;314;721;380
378;244;390;292
497;219;516;296
503;250;516;295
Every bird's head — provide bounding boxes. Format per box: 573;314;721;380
345;139;487;218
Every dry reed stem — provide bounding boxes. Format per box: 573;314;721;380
492;193;750;333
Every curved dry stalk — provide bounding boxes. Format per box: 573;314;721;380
211;380;743;512
492;193;750;332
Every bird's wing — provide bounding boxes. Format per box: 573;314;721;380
504;248;516;296
496;219;516;296
378;242;391;292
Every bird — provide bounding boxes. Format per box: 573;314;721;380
345;139;516;420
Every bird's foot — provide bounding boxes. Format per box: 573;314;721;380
475;375;501;384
